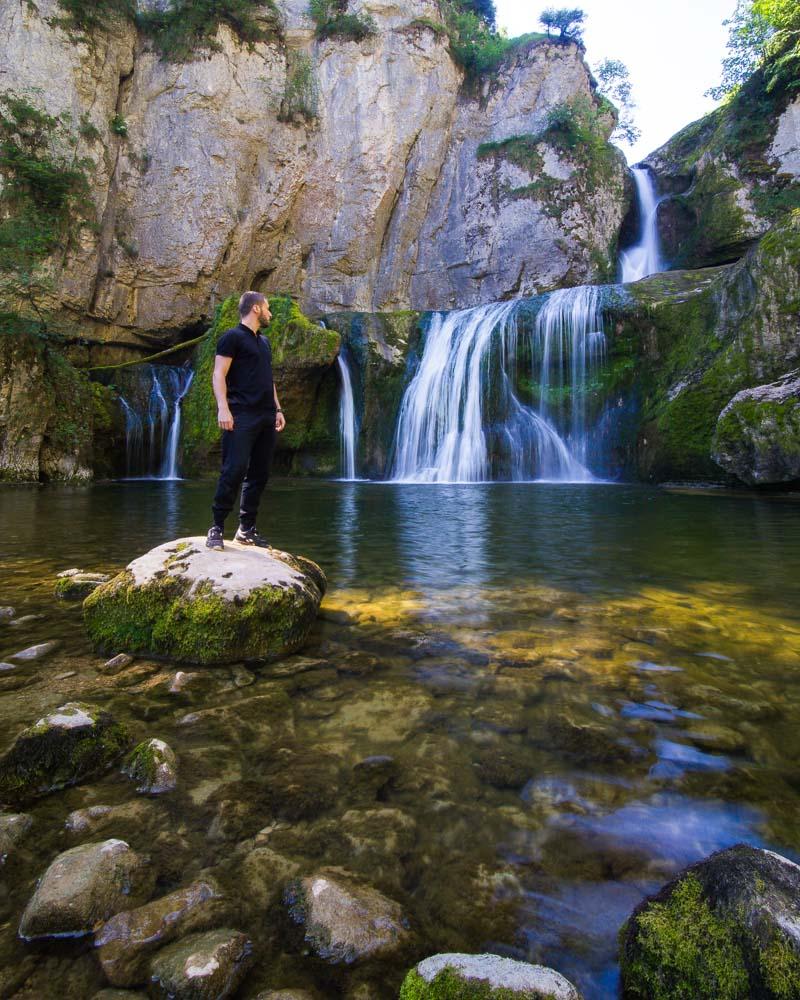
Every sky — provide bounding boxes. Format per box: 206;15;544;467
494;0;738;162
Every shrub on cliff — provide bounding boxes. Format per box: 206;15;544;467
308;0;377;42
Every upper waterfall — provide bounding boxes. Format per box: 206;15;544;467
389;288;609;484
620;167;665;282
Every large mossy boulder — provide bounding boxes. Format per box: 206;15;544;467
83;537;326;665
399;953;583;999
712;371;800;484
19;839;154;940
0;702;129;804
619;844;800;999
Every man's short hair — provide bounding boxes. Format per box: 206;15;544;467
239;291;267;319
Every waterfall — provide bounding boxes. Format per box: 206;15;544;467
620;166;664;282
390;289;606;483
116;364;194;480
336;351;358;481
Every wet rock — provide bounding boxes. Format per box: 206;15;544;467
253;746;344;821
99;653;135;675
95;879;225;987
0;662;16;672
0;810;32;862
8;614;44;626
620;844;800;999
400;953;583;999
19;839;154;940
123;738;178;794
9;640;59;661
284;867;410;963
335;651;380;676
55;569;110;600
530;717;641;766
169;670;204;693
84;537;326;665
93;990;149;1000
239;847;300;913
474;743;533;790
0;606;14;620
252;992;315;1000
65;800;160;840
149;928;253;999
351;754;398;800
0;702;129;803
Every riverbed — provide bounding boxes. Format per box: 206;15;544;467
1;480;799;998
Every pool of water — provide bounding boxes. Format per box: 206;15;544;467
1;480;799;998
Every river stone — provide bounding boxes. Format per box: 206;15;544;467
93;991;149;1000
9;640;60;661
0;702;129;803
123;738;177;794
83;537;326;665
149;928;253;999
0;606;14;620
619;844;800;999
19;839;154;940
712;371;800;485
100;653;135;675
55;569;110;599
0;810;32;862
252;992;315;999
401;954;583;998
95;878;224;986
284;867;409;963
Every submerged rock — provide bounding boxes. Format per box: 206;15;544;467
123;738;178;794
149;928;253;999
19;839;154;940
252;992;315;1000
55;569;110;600
83;537;326;665
0;702;129;803
99;653;135;675
284;867;409;963
0;606;14;620
400;953;583;999
9;640;59;661
0;810;32;862
619;844;800;999
95;879;224;986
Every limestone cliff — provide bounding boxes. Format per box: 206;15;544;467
0;0;628;353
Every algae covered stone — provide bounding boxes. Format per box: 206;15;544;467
83;537;326;665
123;738;177;794
19;839;154;940
400;953;583;999
55;569;110;600
149;927;253;999
619;844;800;999
0;702;129;804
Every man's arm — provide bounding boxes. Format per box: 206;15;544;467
274;382;285;432
213;355;234;430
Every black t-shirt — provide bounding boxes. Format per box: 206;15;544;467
216;323;275;413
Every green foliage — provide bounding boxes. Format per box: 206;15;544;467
538;6;586;43
110;113;128;137
0;94;95;312
707;0;774;100
594;57;640;145
52;0;135;40
278;52;318;123
620;875;750;1000
308;0;377;42
137;0;282;61
708;0;799;100
443;6;512;77
545;94;617;183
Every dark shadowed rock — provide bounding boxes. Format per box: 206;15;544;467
620;844;800;999
19;839;154;940
0;810;32;863
149;928;253;999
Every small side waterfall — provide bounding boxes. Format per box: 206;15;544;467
116;364;194;480
620;166;664;282
390;289;607;483
336;351;359;481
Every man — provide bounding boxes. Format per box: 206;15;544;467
206;291;285;550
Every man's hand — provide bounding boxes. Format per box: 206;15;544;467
218;408;234;431
275;411;286;432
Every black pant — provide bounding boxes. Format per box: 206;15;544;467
211;409;276;530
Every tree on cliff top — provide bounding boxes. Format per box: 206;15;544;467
708;0;800;99
594;58;641;145
539;7;586;43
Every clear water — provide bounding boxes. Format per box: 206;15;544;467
1;481;799;998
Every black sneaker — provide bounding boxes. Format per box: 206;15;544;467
206;525;224;550
235;525;270;547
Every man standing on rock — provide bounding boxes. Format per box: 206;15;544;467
206;291;285;550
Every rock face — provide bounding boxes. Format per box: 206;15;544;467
400;953;583;999
0;0;628;351
83;537;326;664
619;844;800;1000
95;879;224;986
284;868;410;963
123;738;178;794
19;839;154;940
712;371;800;484
149;928;253;1000
0;702;129;803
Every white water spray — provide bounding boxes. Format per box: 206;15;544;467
336;352;358;481
620;167;664;282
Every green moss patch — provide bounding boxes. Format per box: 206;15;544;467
399;967;550;999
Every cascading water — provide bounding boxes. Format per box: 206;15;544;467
619;166;664;282
336;350;359;481
390;288;607;483
116;364;194;480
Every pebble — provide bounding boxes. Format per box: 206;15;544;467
10;641;60;661
99;653;134;675
55;671;77;680
0;662;17;672
9;615;45;626
0;607;15;621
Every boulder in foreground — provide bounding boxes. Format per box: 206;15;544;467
83;537;326;665
619;844;800;999
0;702;129;804
400;953;583;998
149;928;253;999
